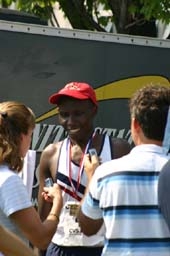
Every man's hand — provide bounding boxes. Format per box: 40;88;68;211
83;154;100;181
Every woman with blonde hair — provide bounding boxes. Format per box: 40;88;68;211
0;101;62;254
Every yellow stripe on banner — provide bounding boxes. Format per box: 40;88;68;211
95;76;170;101
36;75;170;123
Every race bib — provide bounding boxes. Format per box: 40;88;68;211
62;201;83;246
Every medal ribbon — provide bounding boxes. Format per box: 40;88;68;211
67;131;95;200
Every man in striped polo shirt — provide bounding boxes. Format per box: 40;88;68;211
78;84;170;256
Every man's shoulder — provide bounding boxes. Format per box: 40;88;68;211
42;140;64;157
110;137;131;159
111;137;131;145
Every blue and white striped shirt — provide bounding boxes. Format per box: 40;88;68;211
82;144;170;256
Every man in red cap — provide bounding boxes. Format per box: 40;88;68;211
38;81;131;256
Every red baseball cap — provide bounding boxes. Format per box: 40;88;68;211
49;82;98;107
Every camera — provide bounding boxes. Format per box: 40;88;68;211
88;148;98;157
45;177;54;187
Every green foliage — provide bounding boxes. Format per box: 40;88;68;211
128;0;170;23
0;0;13;7
0;0;169;34
0;0;56;20
140;0;170;23
98;15;110;27
128;2;140;15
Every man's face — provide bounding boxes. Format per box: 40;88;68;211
58;97;96;140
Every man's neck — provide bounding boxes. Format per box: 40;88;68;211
135;138;162;147
69;130;95;148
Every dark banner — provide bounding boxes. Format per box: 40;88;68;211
0;21;169;204
0;21;169;134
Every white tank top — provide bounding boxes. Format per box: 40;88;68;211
52;134;112;246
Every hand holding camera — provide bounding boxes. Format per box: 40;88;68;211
45;177;54;187
84;148;101;181
43;178;62;206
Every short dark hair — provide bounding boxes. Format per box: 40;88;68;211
129;84;170;141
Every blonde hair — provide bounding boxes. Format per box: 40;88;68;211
0;101;35;172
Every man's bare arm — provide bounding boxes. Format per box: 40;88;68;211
77;208;103;236
38;141;63;219
38;145;53;220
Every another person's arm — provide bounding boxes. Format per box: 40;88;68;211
0;225;37;256
158;159;170;230
78;138;131;235
3;176;63;250
78;155;103;236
